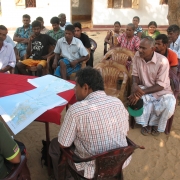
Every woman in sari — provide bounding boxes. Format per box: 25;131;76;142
141;21;160;39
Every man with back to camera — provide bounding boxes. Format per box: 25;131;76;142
49;67;131;180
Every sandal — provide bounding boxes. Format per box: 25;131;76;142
151;126;160;136
141;126;151;136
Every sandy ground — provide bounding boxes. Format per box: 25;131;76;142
1;31;180;180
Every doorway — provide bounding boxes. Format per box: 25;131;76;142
71;0;93;28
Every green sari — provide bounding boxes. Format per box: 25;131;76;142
141;30;160;39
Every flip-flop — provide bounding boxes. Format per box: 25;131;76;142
151;126;160;136
141;126;151;136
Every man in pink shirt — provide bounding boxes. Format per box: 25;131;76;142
129;36;176;136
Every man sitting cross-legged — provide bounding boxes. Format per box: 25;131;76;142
0;25;16;73
49;67;131;180
129;36;176;136
17;21;56;77
155;34;178;74
53;25;89;79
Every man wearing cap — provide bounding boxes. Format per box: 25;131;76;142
128;36;176;136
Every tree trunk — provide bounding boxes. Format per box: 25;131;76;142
167;0;180;27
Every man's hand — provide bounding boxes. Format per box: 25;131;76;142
70;60;78;68
132;83;145;97
128;93;140;105
41;55;48;60
22;38;29;44
29;35;36;42
52;61;58;69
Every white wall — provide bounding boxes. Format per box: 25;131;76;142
93;0;169;25
0;0;71;29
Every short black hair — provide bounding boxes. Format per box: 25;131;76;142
23;14;30;19
75;67;104;92
73;22;82;29
0;25;7;31
127;23;135;31
148;21;157;28
167;24;180;33
50;17;60;24
133;16;140;21
36;16;44;22
114;21;121;27
31;20;41;28
155;34;168;44
65;24;75;33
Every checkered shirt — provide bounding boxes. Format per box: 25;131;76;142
117;33;140;52
58;91;131;179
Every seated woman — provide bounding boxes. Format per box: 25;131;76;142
141;21;160;39
104;21;123;54
117;23;140;53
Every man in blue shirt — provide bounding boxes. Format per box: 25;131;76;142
13;14;32;60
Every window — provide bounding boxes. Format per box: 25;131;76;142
25;0;36;7
108;0;139;9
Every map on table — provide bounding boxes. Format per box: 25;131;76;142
28;75;75;93
0;87;67;135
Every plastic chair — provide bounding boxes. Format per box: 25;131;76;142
1;155;31;180
59;137;145;180
94;61;128;104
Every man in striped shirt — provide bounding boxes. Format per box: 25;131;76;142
49;67;130;180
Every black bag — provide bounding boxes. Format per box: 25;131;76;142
41;140;53;168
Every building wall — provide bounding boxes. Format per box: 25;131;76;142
0;0;71;29
71;0;92;15
93;0;169;25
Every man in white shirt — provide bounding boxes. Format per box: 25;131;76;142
58;13;71;31
53;25;89;79
0;25;16;73
167;25;180;78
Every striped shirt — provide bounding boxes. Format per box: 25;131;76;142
58;91;130;178
117;33;140;52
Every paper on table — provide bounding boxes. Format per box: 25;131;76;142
0;88;67;135
27;75;75;94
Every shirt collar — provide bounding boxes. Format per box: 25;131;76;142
85;91;106;100
63;37;76;45
135;51;157;64
173;35;180;45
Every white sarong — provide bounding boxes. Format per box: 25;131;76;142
135;93;176;132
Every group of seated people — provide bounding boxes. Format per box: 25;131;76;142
104;16;180;136
0;13;92;78
0;14;180;180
